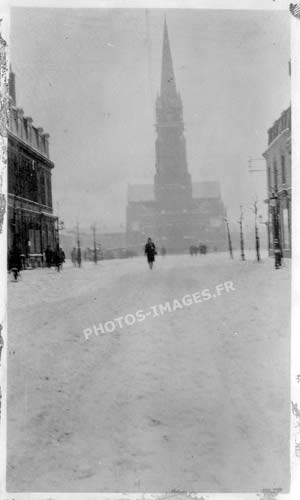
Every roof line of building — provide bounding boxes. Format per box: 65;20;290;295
8;130;55;167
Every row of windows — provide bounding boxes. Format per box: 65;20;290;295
267;153;289;192
10;111;49;156
8;149;52;207
268;107;291;145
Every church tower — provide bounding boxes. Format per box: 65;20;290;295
154;19;193;251
154;19;192;207
126;18;227;255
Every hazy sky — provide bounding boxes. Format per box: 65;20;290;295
10;7;290;232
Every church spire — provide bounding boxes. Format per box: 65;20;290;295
160;18;177;102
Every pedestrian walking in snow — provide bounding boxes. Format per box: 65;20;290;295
144;237;157;270
8;243;22;281
77;247;82;268
60;248;65;269
54;245;65;272
71;247;76;266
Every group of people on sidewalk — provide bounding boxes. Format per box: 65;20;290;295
7;235;284;280
45;245;65;271
8;244;66;280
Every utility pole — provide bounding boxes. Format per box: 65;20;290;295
224;210;233;259
76;219;82;268
92;223;97;264
239;205;245;261
254;200;260;262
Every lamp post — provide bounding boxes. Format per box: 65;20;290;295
91;223;97;264
224;210;233;259
248;156;266;261
269;190;280;244
269;190;281;268
239;205;245;261
76;219;82;268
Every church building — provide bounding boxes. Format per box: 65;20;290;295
126;20;227;254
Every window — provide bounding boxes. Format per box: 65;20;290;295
40;170;46;205
267;166;272;192
273;160;278;190
281;155;286;184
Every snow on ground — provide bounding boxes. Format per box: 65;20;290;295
7;251;290;492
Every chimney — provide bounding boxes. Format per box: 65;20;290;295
37;127;44;152
16;108;24;138
9;66;16;105
43;133;50;157
25;116;33;143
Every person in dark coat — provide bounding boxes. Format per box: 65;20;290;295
144;237;156;269
58;247;65;269
8;243;22;280
60;248;65;265
53;245;64;272
77;247;82;268
45;245;53;268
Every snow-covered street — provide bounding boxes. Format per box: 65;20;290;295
7;252;290;493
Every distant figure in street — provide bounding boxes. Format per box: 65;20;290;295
54;245;62;272
161;246;166;257
53;246;65;272
274;239;282;269
45;245;53;268
8;244;22;281
60;248;65;268
77;247;82;268
71;247;76;266
190;245;198;256
145;237;156;270
199;244;207;255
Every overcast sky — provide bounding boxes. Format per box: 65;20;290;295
10;7;290;233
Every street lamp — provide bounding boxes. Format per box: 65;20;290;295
254;201;260;262
91;223;97;264
238;205;245;261
76;219;82;268
269;191;279;240
57;218;64;235
269;190;282;268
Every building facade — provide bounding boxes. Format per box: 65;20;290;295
126;20;227;254
263;106;291;257
7;70;58;267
